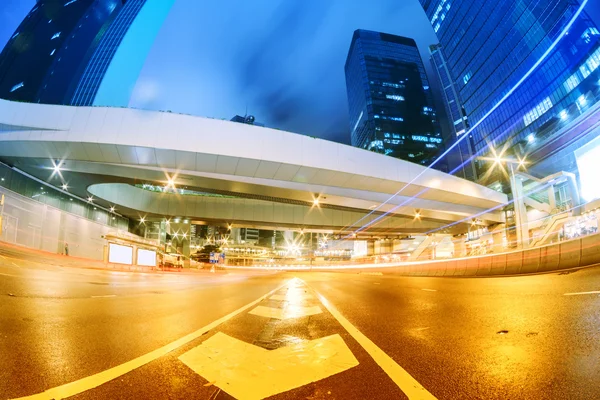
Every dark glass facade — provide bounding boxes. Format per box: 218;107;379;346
0;0;123;104
345;30;444;166
419;0;600;181
429;43;476;180
71;0;147;106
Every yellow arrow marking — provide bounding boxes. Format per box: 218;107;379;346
179;332;358;400
249;305;322;320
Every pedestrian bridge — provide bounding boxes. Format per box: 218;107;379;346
0;99;507;234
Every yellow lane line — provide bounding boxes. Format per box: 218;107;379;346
305;280;438;400
12;280;292;400
564;290;600;296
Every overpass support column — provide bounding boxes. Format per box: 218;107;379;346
510;166;530;249
565;173;581;216
367;240;375;256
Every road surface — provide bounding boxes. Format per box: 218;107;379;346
1;252;599;399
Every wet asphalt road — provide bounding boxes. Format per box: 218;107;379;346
1;252;600;399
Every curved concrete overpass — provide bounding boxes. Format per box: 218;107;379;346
0;99;507;234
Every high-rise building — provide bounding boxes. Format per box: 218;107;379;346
419;0;600;183
429;43;476;180
0;0;173;107
344;29;445;166
0;0;123;104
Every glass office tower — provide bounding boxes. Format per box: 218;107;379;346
429;43;476;180
0;0;123;104
71;0;175;107
419;0;600;182
0;0;174;107
345;29;445;167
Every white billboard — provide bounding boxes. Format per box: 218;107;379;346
137;249;157;267
108;243;133;265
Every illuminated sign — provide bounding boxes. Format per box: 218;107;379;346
137;249;157;266
109;243;133;265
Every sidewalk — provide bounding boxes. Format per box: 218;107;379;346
0;240;227;276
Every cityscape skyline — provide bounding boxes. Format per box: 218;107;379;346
1;1;599;146
0;0;442;145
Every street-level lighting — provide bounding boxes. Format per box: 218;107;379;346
527;134;535;143
110;206;116;213
414;211;421;219
313;198;320;206
62;184;68;190
87;196;94;203
140;217;146;224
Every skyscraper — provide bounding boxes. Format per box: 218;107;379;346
0;0;173;107
419;0;600;182
429;43;476;180
345;29;445;166
0;0;123;104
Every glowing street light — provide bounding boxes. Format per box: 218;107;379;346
414;211;421;220
61;183;68;191
313;198;320;206
110;206;116;213
139;217;146;224
87;196;94;203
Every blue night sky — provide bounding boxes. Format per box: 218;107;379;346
1;1;600;144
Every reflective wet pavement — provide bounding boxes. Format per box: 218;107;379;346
2;251;600;399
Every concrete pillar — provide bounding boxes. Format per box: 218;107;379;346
367;240;375;256
547;186;557;212
132;245;138;265
510;167;530;248
566;174;582;216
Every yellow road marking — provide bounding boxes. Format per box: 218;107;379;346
11;280;291;400
564;290;600;296
179;332;358;400
249;305;322;320
306;281;438;400
421;289;437;292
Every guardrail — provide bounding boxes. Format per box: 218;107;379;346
231;233;600;277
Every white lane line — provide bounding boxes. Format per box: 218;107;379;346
91;295;117;298
421;289;437;292
11;280;291;400
305;280;437;400
563;290;600;296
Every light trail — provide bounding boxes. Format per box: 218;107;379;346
344;0;589;235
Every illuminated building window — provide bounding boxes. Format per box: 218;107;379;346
385;94;405;101
523;97;552;127
10;82;24;92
